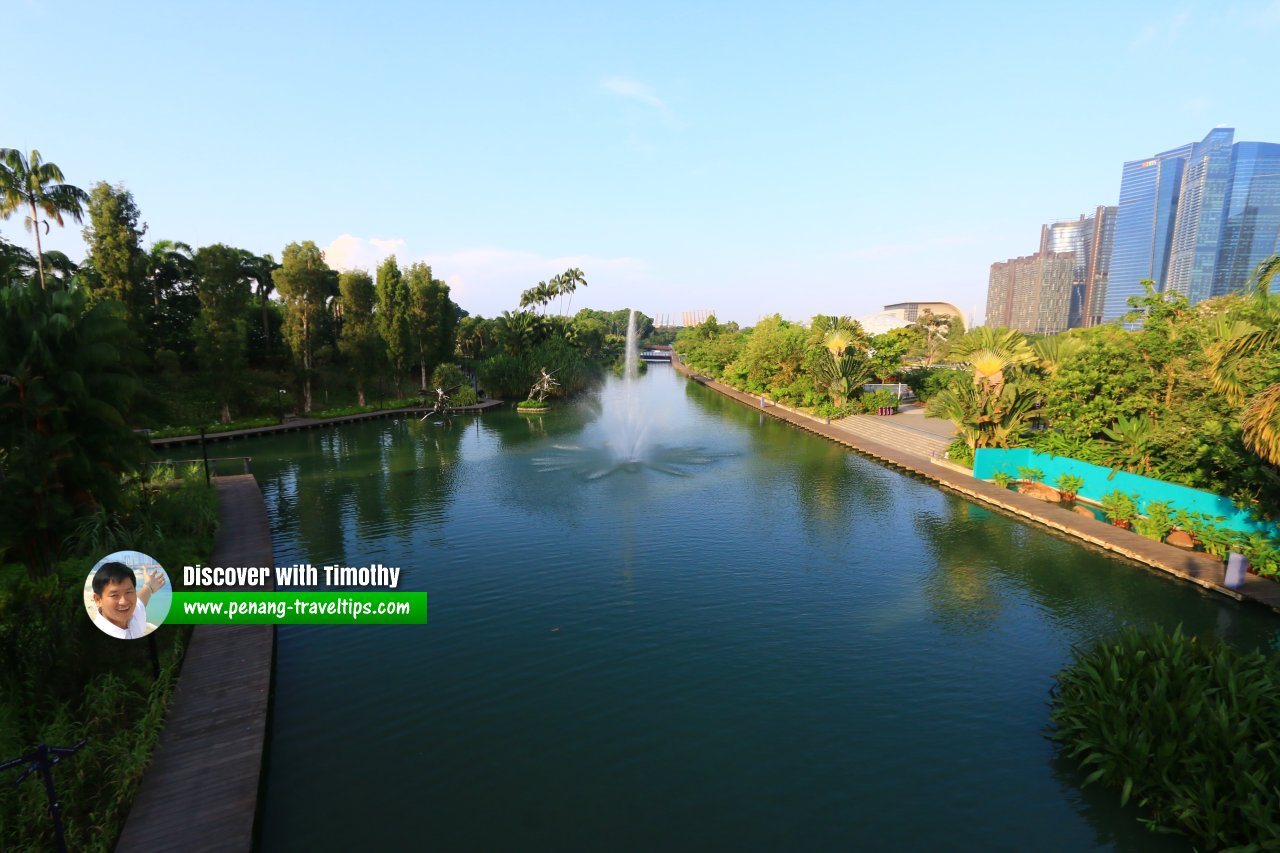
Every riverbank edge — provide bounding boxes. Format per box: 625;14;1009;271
671;356;1280;616
150;399;505;449
115;474;276;851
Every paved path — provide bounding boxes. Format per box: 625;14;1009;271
116;474;275;853
151;399;504;449
673;357;1280;616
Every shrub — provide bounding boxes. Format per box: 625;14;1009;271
517;399;548;410
858;388;899;413
992;471;1014;489
1049;625;1280;848
945;438;973;468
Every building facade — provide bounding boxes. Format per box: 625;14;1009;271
1100;128;1280;322
1101;141;1194;322
1212;141;1280;296
986;253;1074;334
1040;206;1116;328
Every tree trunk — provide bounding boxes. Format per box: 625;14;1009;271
357;386;366;407
221;401;231;424
30;199;46;291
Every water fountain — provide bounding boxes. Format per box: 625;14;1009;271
531;310;726;478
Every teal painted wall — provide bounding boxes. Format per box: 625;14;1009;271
973;448;1276;537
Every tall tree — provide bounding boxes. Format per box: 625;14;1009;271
405;263;459;391
274;241;331;412
143;239;195;306
338;270;380;405
193;244;252;422
1214;255;1280;466
239;250;279;360
376;255;411;396
0;148;89;290
82;182;147;319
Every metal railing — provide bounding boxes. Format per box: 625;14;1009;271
861;383;916;402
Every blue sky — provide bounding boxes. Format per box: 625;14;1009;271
6;0;1280;326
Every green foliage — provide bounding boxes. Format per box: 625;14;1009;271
1132;500;1175;542
903;367;967;402
1054;473;1084;497
337;270;381;406
945;438;974;467
992;471;1014;489
405;263;458;392
274;241;332;411
1049;625;1280;847
147;416;278;439
867;327;914;380
0;148;89;290
193;244;252;423
517;398;549;409
82;182;146;319
1099;490;1140;525
1015;466;1044;483
376;255;411;395
858;388;899;413
0;283;149;573
0;468;214;851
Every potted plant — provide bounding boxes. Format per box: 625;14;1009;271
1054;473;1084;502
1100;490;1139;529
992;471;1014;490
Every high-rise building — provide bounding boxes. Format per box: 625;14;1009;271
1040;206;1116;328
1167;127;1235;303
1101;141;1194;322
1100;128;1280;322
1212;142;1280;296
986;253;1074;334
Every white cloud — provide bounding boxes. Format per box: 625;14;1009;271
600;77;665;109
322;234;405;272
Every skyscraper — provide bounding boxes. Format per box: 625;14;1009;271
1167;127;1235;303
1101;141;1194;322
1040;206;1116;328
1212;142;1280;296
986;253;1074;334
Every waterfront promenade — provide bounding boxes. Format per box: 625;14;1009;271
115;475;274;852
672;357;1280;616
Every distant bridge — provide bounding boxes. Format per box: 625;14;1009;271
640;345;672;362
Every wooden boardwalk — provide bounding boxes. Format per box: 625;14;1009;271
673;357;1280;616
152;399;504;449
116;474;276;852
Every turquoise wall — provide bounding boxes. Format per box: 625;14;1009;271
973;448;1276;537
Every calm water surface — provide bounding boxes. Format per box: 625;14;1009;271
225;366;1278;851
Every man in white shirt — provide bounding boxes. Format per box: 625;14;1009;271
91;561;166;639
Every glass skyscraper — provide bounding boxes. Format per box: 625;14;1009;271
1167;128;1235;304
1101;141;1193;322
1212;142;1280;296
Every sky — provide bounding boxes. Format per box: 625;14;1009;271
5;0;1280;327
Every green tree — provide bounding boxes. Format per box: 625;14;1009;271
376;255;411;396
193;244;252;422
0;283;147;573
81;182;147;319
1214;256;1280;467
274;241;331;412
338;270;380;405
0;148;89;291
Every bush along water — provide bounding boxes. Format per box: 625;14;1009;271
1049;625;1280;848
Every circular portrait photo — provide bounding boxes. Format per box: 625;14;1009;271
83;551;172;639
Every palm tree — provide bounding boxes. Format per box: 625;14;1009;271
946;326;1037;399
143;240;195;305
561;267;587;314
1213;255;1280;465
0;149;90;290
